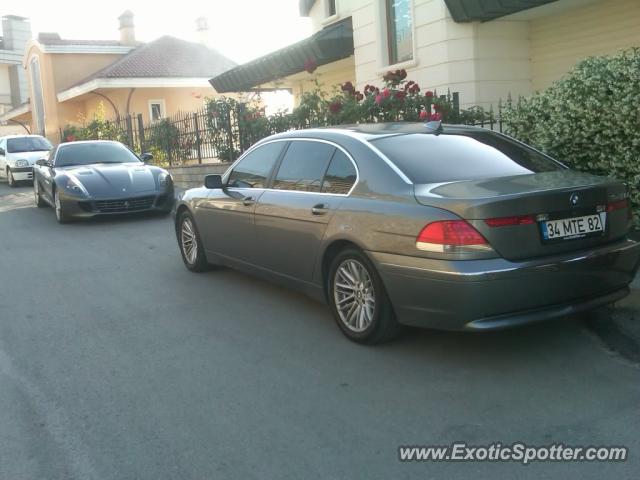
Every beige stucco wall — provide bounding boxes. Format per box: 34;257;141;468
265;56;355;104
306;0;640;109
309;0;531;108
50;53;124;92
0;64;11;110
530;0;640;91
78;87;213;124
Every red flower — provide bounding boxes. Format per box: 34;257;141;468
425;90;434;98
65;134;76;142
374;94;384;105
304;58;317;74
434;103;445;112
394;91;406;101
328;101;343;114
382;88;390;98
431;112;442;121
419;110;429;120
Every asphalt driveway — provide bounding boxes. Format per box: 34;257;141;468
0;181;638;480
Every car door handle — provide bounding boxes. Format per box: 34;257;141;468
242;196;255;206
311;203;329;215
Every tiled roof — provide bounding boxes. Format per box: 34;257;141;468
75;36;237;83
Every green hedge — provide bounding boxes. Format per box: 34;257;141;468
503;48;640;224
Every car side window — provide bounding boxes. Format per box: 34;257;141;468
321;150;357;194
227;142;285;189
272;141;335;192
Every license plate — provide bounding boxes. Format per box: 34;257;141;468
541;213;606;241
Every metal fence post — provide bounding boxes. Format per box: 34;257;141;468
226;108;234;162
137;114;145;153
125;115;134;148
193;112;202;164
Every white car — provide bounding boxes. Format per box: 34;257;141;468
0;134;53;187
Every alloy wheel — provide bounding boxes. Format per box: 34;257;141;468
181;217;198;265
333;259;376;332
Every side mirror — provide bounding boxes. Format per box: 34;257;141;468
141;152;154;162
0;147;5;156
35;158;51;167
204;174;223;189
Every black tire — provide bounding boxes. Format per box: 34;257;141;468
53;189;71;224
327;247;402;344
177;210;210;272
34;179;46;207
7;168;16;188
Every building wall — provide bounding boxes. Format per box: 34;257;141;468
307;0;531;108
0;64;11;110
50;53;125;92
79;87;213;124
530;0;640;91
304;0;640;109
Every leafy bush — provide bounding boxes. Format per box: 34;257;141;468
503;48;640;224
62;102;127;144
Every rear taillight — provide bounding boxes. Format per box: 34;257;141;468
484;215;535;227
607;198;631;220
416;220;491;253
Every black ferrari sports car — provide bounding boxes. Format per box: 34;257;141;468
33;140;174;223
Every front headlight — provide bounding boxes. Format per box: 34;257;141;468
63;177;87;195
158;172;172;188
15;159;29;168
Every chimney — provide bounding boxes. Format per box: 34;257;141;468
118;10;135;45
195;16;209;46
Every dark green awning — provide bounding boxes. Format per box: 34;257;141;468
444;0;559;22
210;17;353;93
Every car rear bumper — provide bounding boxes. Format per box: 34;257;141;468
369;238;640;331
59;188;175;218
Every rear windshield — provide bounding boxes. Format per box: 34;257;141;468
56;142;141;167
371;131;564;184
7;136;52;153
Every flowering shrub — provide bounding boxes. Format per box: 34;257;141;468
62;102;127;144
503;48;640;224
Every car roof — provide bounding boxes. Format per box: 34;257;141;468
57;140;122;148
267;122;490;142
1;134;48;140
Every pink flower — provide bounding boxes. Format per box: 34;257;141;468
375;94;384;105
382;88;390;98
419;110;429;120
425;90;434;98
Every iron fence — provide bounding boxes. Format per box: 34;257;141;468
61;90;514;167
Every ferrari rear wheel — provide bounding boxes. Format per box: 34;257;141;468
54;189;71;224
178;211;209;272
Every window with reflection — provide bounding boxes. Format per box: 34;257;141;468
386;0;413;65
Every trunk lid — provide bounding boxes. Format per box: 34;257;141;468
414;171;630;261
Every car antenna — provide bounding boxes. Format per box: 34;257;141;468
424;120;443;135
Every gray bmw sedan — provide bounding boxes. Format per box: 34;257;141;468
174;123;639;344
